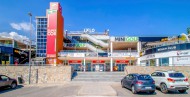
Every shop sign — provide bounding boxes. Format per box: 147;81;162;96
116;60;129;63
58;52;68;57
111;53;129;57
146;54;155;59
98;53;108;57
69;60;82;63
125;37;139;42
114;37;139;42
85;53;97;57
156;45;177;52
92;60;105;63
173;57;190;65
73;53;85;57
177;51;190;56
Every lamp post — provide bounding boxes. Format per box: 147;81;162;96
28;12;32;84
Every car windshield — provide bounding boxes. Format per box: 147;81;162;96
138;75;152;80
169;73;185;78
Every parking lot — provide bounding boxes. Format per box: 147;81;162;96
0;82;189;97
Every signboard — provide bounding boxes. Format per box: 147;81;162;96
115;60;129;63
13;48;29;64
156;45;177;52
98;53;108;57
69;60;82;63
173;56;190;65
65;43;86;47
85;53;97;57
177;51;190;56
73;53;85;57
114;37;139;42
46;9;57;58
92;60;105;63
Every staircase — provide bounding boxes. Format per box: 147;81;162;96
72;72;125;82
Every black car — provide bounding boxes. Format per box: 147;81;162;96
121;74;156;94
0;75;17;89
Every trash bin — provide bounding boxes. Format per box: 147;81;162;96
17;76;23;84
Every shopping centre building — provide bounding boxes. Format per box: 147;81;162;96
36;2;190;71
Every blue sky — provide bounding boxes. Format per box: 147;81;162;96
0;0;190;39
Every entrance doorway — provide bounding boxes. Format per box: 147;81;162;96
69;60;82;71
114;60;128;71
92;64;105;72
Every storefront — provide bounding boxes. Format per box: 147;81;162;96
0;46;13;65
140;49;190;66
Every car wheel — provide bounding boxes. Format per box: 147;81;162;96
131;85;137;94
121;81;124;88
160;83;168;93
149;90;155;94
10;82;17;89
178;90;186;93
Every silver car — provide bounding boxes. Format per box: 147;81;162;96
0;75;17;89
151;70;189;93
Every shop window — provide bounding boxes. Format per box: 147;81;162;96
159;57;169;66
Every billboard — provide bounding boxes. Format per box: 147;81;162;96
13;48;29;64
46;9;57;58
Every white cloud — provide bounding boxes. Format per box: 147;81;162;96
0;32;30;44
10;22;34;32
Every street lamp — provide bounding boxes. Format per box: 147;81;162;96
28;12;32;84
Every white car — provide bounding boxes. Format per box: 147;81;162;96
151;70;189;93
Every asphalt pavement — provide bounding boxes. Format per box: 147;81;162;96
0;82;189;97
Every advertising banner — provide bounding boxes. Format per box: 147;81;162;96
13;48;29;64
46;9;57;58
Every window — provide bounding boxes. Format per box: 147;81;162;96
169;73;184;78
138;75;152;80
1;75;9;81
151;72;157;76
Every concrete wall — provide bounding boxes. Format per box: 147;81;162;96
0;66;72;84
125;66;190;83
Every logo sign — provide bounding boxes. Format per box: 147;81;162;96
73;53;85;57
173;57;190;65
157;45;177;52
125;37;139;42
115;37;125;42
98;53;108;57
48;9;57;14
177;51;189;56
92;60;105;63
114;37;139;42
85;53;97;57
146;54;155;59
84;28;95;33
47;29;56;36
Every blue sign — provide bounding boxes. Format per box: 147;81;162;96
98;53;108;57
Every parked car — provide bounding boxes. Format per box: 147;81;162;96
0;75;17;89
121;73;156;94
151;70;189;93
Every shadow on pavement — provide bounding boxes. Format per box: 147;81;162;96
156;88;188;95
0;85;24;94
